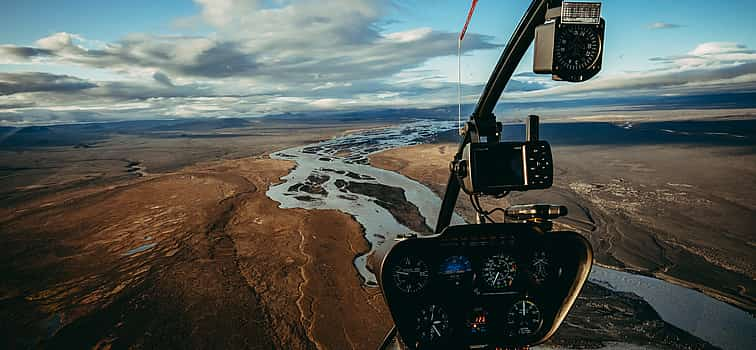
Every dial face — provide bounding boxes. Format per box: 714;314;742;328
530;251;551;284
507;300;543;337
482;254;518;289
554;24;601;72
438;255;472;286
392;256;430;293
415;304;451;344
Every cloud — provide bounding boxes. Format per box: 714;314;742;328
690;42;748;56
0;1;752;125
647;22;683;30
0;0;496;85
0;0;505;124
2;28;495;83
36;32;84;51
0;46;55;61
505;42;756;100
649;42;756;67
0;72;97;96
152;71;174;87
3;35;260;79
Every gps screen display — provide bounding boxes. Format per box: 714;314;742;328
473;144;525;188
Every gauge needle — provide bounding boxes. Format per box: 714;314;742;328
522;301;526;316
493;272;500;285
432;325;441;337
395;271;409;275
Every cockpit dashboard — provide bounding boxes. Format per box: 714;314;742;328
375;224;592;350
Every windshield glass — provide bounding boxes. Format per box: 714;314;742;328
0;1;753;350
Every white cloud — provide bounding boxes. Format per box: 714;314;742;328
0;1;496;83
0;0;502;124
195;0;258;27
384;28;433;43
502;42;756;101
690;42;745;56
647;22;682;30
0;1;753;125
36;32;80;50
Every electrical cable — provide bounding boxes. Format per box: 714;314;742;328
469;192;512;223
469;193;493;223
458;39;462;134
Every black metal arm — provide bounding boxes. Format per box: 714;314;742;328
434;0;559;234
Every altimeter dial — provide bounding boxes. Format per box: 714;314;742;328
415;304;450;344
507;300;543;337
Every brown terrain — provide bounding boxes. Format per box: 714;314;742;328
0;117;750;349
0;119;385;209
369;141;756;313
0;121;393;349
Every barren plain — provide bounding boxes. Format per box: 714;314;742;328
1;116;753;349
370;119;756;313
0;118;393;349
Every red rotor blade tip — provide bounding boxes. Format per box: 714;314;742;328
460;0;479;41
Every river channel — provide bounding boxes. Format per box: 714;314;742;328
266;121;754;350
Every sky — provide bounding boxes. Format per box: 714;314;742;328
0;0;755;125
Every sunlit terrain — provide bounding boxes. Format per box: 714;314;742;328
2;0;756;349
1;111;754;349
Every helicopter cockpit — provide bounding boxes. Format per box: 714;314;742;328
372;1;606;349
377;221;592;350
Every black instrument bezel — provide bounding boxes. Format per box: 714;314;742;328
377;224;593;349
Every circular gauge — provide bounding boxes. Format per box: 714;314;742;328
392;256;430;293
482;254;518;289
415;304;450;344
438;256;472;286
506;300;543;337
530;251;551;284
554;24;602;72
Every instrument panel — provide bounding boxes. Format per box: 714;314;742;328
376;224;592;350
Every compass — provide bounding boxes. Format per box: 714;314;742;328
534;17;605;82
554;24;602;72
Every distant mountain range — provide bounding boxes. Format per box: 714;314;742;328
2;90;755;149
